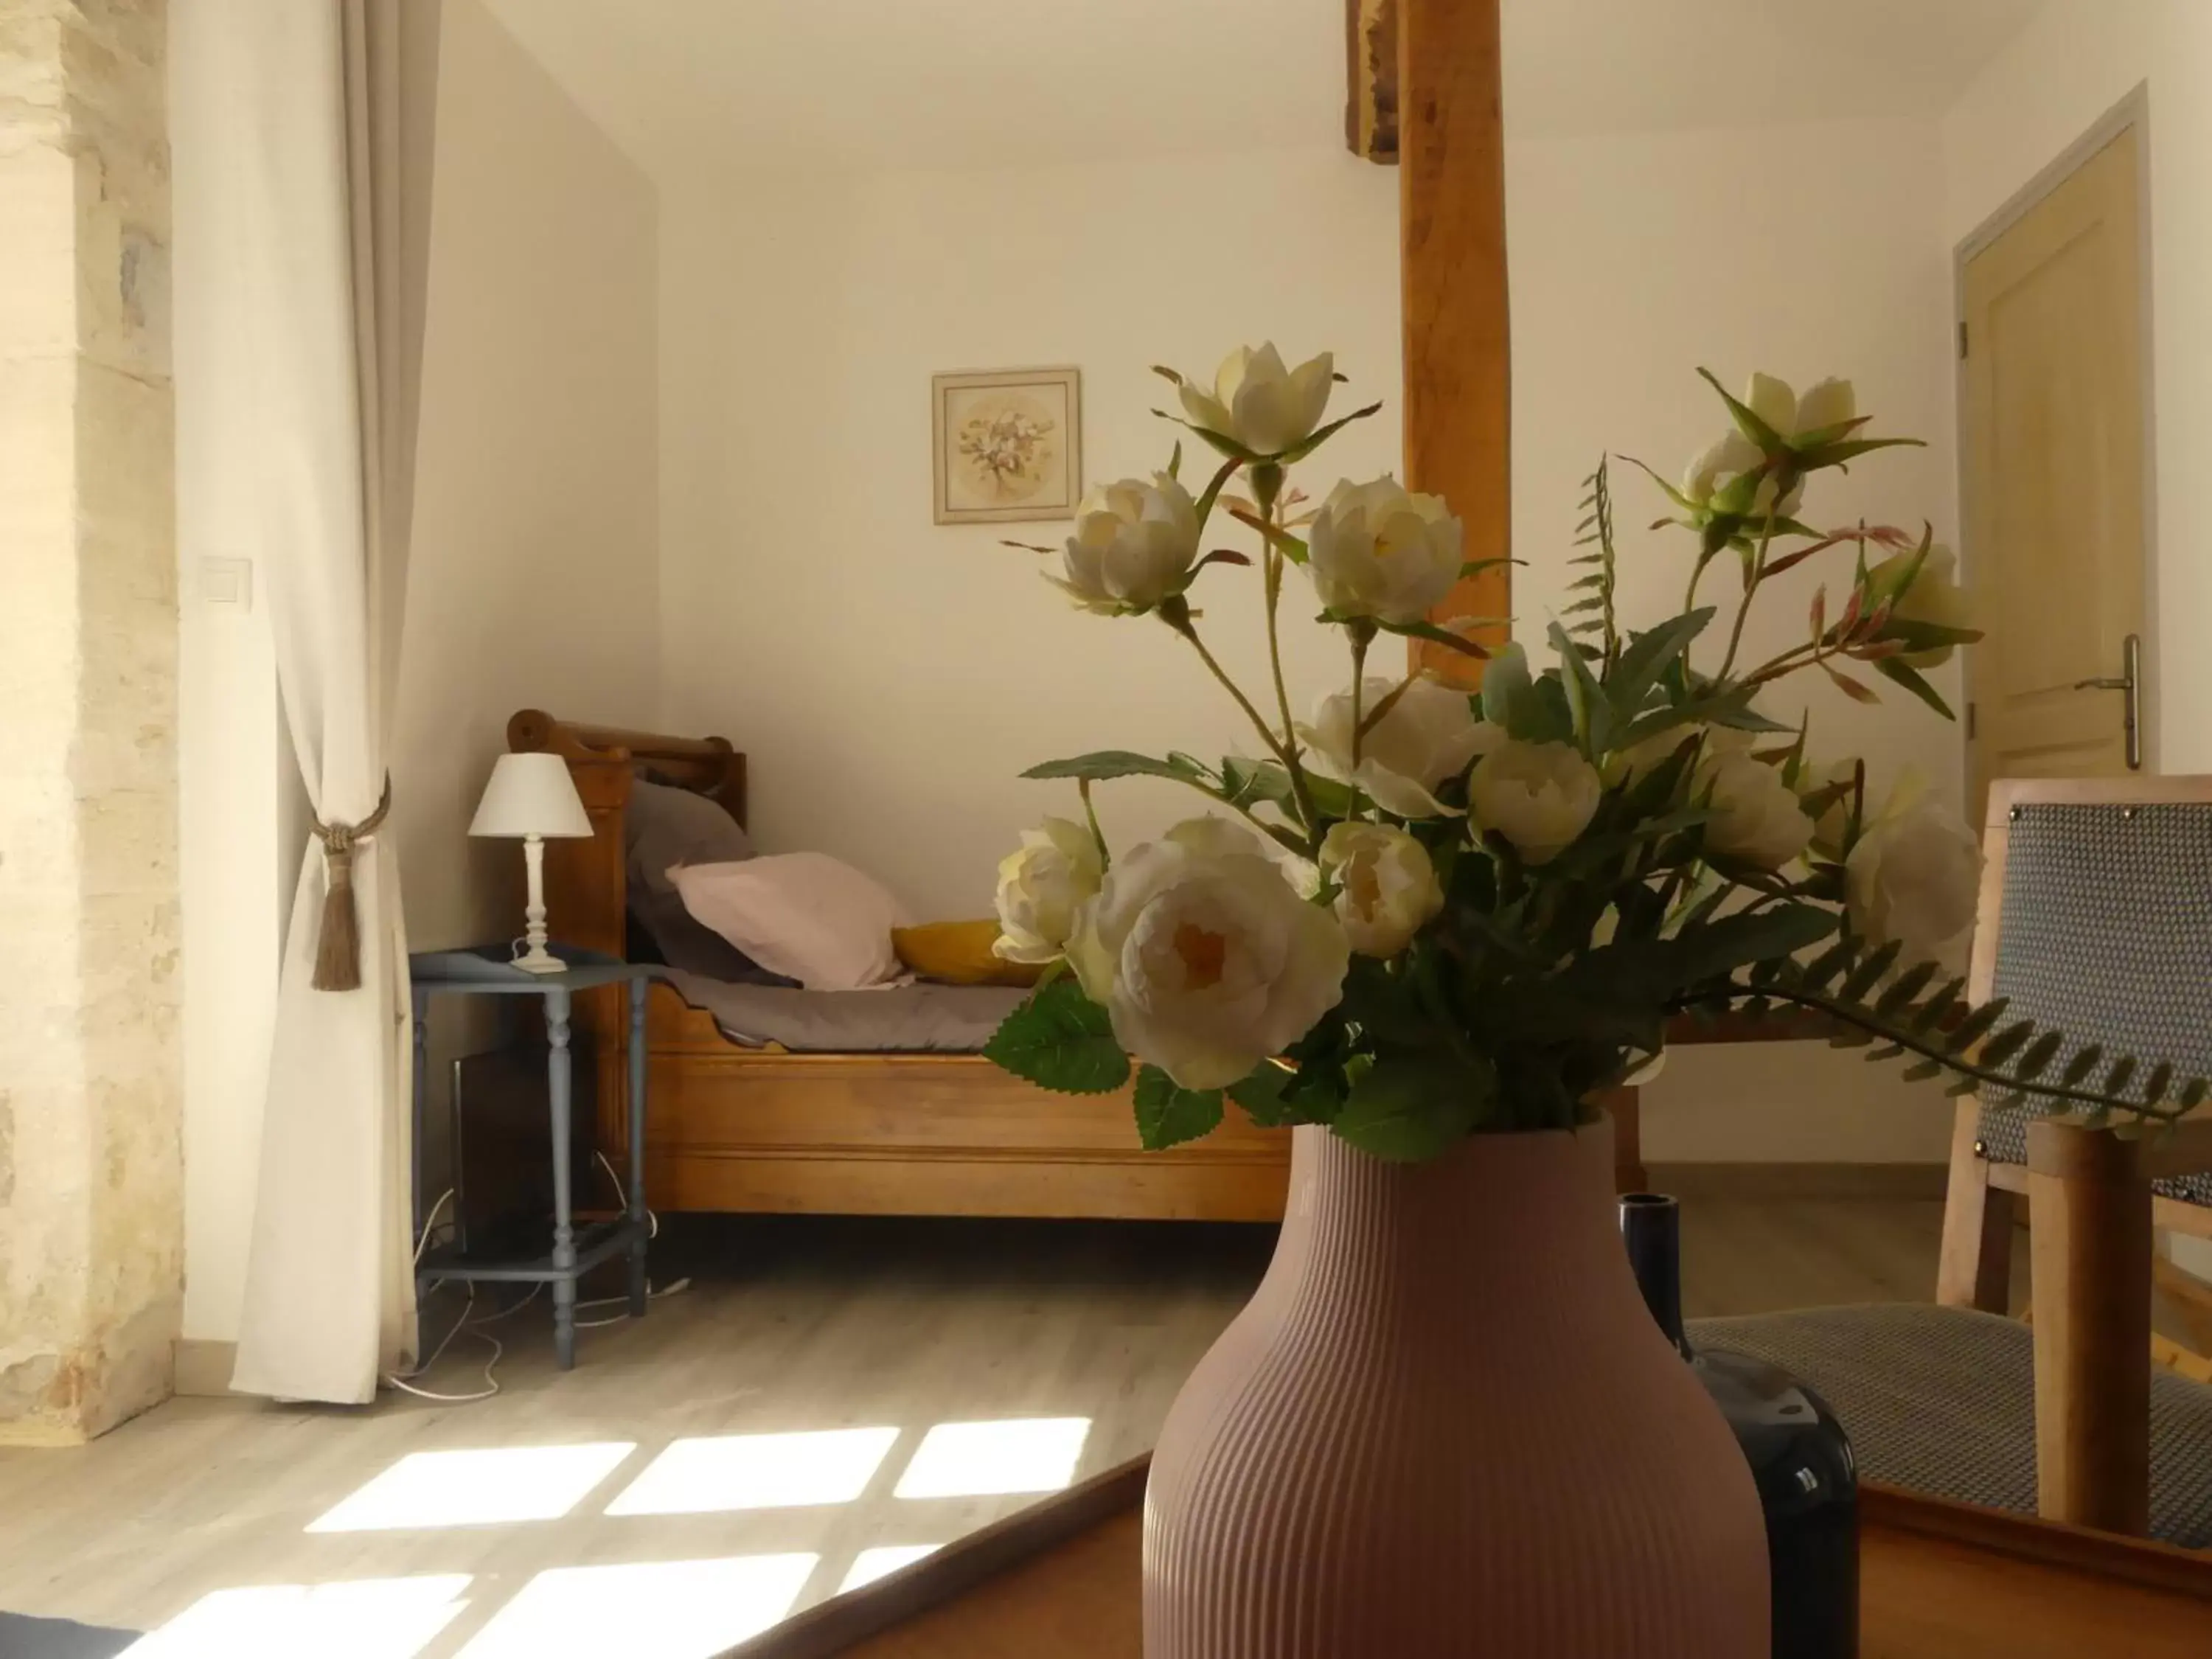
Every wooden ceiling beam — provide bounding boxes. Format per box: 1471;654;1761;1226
1394;0;1512;683
1345;0;1397;163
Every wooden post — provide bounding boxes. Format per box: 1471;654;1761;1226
2025;1116;2153;1537
1398;0;1511;684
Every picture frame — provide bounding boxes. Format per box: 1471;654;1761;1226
931;366;1083;526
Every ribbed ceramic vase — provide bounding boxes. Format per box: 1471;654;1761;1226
1144;1117;1768;1658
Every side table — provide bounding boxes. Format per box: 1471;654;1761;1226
410;947;667;1368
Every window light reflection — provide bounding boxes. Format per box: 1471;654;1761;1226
604;1427;900;1517
452;1556;818;1659
306;1443;636;1533
838;1545;942;1593
121;1574;470;1659
892;1417;1091;1500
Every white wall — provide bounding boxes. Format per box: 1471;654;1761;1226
658;118;1963;1165
178;0;663;1343
392;0;663;952
1942;0;2212;776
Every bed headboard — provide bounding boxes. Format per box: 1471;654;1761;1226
506;709;748;962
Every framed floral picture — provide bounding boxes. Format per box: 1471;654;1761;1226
932;366;1082;525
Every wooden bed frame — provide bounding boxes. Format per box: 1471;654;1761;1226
508;711;1297;1222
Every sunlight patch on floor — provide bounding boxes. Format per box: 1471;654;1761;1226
451;1556;818;1659
604;1427;902;1516
121;1575;471;1658
892;1417;1091;1500
837;1544;942;1593
306;1444;637;1533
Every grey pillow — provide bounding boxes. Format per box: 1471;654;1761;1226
625;779;790;984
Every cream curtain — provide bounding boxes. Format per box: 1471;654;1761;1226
175;0;442;1404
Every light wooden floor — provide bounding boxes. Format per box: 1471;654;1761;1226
0;1200;1962;1653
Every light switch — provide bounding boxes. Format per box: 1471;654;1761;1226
199;556;254;610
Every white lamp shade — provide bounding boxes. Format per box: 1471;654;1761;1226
470;753;593;840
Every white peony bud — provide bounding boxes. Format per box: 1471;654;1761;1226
1305;476;1464;626
1301;678;1495;819
1470;738;1603;866
1068;818;1349;1091
1178;343;1335;457
1846;785;1983;974
993;818;1105;964
1865;544;1973;668
1698;752;1817;870
1319;821;1445;958
1047;473;1201;616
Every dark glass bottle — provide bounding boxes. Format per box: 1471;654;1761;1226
1620;1193;1860;1659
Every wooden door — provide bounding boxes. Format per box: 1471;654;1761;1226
1961;124;2149;815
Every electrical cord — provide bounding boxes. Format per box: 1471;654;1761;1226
379;1152;681;1399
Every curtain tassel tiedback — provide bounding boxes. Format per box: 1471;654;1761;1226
311;778;393;991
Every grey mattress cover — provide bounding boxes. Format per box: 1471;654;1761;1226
665;970;1026;1052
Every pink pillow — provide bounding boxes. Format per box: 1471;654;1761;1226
671;853;908;991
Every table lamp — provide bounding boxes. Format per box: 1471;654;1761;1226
469;752;594;973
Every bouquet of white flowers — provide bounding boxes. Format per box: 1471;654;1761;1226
986;346;2200;1158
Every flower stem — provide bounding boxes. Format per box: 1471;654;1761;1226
1718;507;1784;681
1349;627;1373;771
1161;605;1290;771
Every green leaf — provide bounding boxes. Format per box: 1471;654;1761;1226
2060;1045;2107;1089
1275;400;1385;465
1133;1066;1226;1150
1876;960;1939;1017
1482;641;1534;733
1330;1055;1490;1162
1549;622;1612;755
1698;367;1787;452
1910;977;1967;1033
2014;1029;2065;1082
1382;617;1493;660
1153;409;1262;465
1191;453;1243;531
2104;1054;2138;1099
1947;998;2011;1054
1606;610;1717;724
1981;1020;2037;1071
1795;436;1928;470
1841;939;1905;1001
1228;504;1312;566
984;981;1131;1096
1873;656;1958;720
1221;757;1295;810
1228;1062;1299;1127
1023;751;1208;785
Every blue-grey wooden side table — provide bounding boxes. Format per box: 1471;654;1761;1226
410;947;665;1369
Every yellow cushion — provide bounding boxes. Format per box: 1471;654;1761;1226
893;919;1043;987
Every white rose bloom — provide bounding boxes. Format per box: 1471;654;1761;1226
1866;543;1973;667
1699;751;1816;870
1048;473;1201;616
1320;821;1445;958
1846;782;1983;974
1301;677;1495;818
1746;372;1858;443
993;818;1105;964
1305;476;1464;626
1683;374;1854;518
1609;727;1702;788
1178;343;1335;457
1470;738;1603;866
1068;818;1349;1091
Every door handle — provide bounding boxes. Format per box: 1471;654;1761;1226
2071;633;2143;771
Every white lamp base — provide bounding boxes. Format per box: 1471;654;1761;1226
511;835;566;975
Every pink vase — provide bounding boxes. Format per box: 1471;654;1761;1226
1144;1118;1768;1658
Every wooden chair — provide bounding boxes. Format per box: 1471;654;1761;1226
1692;776;2212;1545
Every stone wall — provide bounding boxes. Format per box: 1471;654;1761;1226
0;0;181;1445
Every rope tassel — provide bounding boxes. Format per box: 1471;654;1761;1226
311;779;393;992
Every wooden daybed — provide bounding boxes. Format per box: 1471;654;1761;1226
509;711;1298;1223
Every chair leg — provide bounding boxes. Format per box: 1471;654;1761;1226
1937;1099;2015;1312
2025;1116;2152;1537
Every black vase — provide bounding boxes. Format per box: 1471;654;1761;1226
1619;1192;1860;1659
